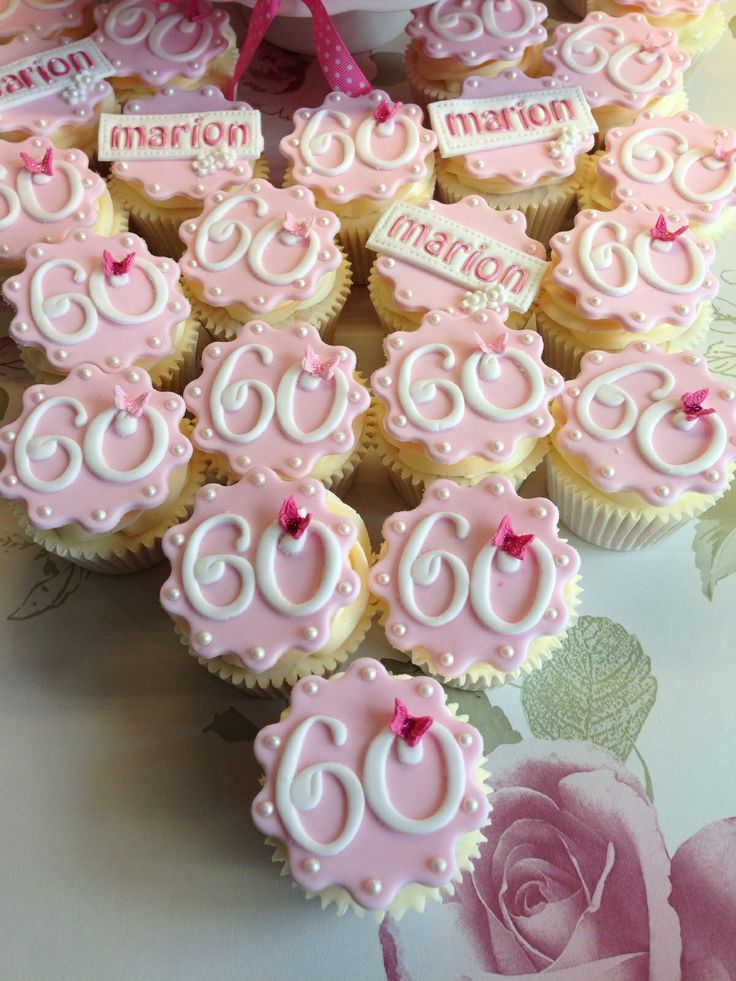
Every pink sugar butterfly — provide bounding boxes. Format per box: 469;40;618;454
281;212;315;240
681;388;716;420
650;214;688;243
19;147;53;178
640;32;667;52
474;330;508;356
374;99;402;124
390;698;433;748
113;385;149;418
301;344;341;381
713;137;736;164
278;495;311;539
102;250;136;279
492;514;534;560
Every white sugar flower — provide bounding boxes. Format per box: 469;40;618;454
549;126;580;162
191;146;240;176
459;287;503;314
60;72;94;106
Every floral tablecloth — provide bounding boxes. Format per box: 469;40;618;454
1;5;736;979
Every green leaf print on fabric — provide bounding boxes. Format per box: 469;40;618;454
521;616;657;762
445;690;523;754
704;339;736;380
8;555;90;620
692;482;736;599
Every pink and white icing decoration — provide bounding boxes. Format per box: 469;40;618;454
0;34;114;139
92;0;231;86
598;112;736;227
3;231;190;374
184;321;370;480
370;476;579;677
279;90;437;205
0;0;94;41
555;346;736;504
550;202;718;333
251;657;491;911
160;468;361;671
178;180;342;314
428;71;597;184
406;0;548;66
0;363;192;532
108;85;262;203
598;0;723;18
371;312;562;465
0;138;107;264
542;13;689;110
370;196;547;319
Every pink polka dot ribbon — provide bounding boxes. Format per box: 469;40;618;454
225;0;372;99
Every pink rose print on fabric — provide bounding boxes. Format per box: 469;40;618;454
451;740;682;980
671;818;736;981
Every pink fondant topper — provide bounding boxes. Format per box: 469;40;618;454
19;147;53;180
475;330;507;356
640;32;667;52
390;698;433;747
651;214;688;243
281;212;314;241
113;385;149;418
492;514;534;559
374;99;402;123
278;495;311;539
681;388;715;420
301;344;340;380
103;249;136;280
713;137;736;165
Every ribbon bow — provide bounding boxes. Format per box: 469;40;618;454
681;388;716;421
492;514;534;560
225;0;371;100
390;699;432;748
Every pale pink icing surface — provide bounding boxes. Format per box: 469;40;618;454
252;657;491;911
0;138;107;264
4;230;190;373
185;321;370;479
279;90;437;205
0;0;93;40
372;312;562;465
431;71;596;185
0;363;192;532
550;202;718;333
370;476;580;677
373;196;547;319
111;85;262;203
406;0;547;65
542;13;689;110
92;0;230;86
0;33;114;139
554;345;736;504
598;112;736;226
602;0;722;17
178;180;342;314
160;468;361;671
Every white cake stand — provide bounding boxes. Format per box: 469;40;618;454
237;0;433;53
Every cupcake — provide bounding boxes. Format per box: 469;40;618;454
0;33;117;154
4;231;199;393
370;475;582;689
0;137;125;283
178;180;351;342
405;0;548;106
547;345;736;548
0;0;96;42
542;13;690;142
429;71;598;244
251;658;492;918
160;467;374;696
371;312;563;505
92;0;237;101
535;202;718;378
184;321;371;495
579;111;736;243
588;0;726;76
279;90;437;284
367;195;548;335
104;84;269;259
0;363;206;573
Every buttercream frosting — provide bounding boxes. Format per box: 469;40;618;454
553;345;736;504
160;468;362;671
252;657;491;912
4;230;190;373
0;363;193;532
372;312;562;465
184;321;370;480
279;90;437;206
370;476;580;676
178;180;342;315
